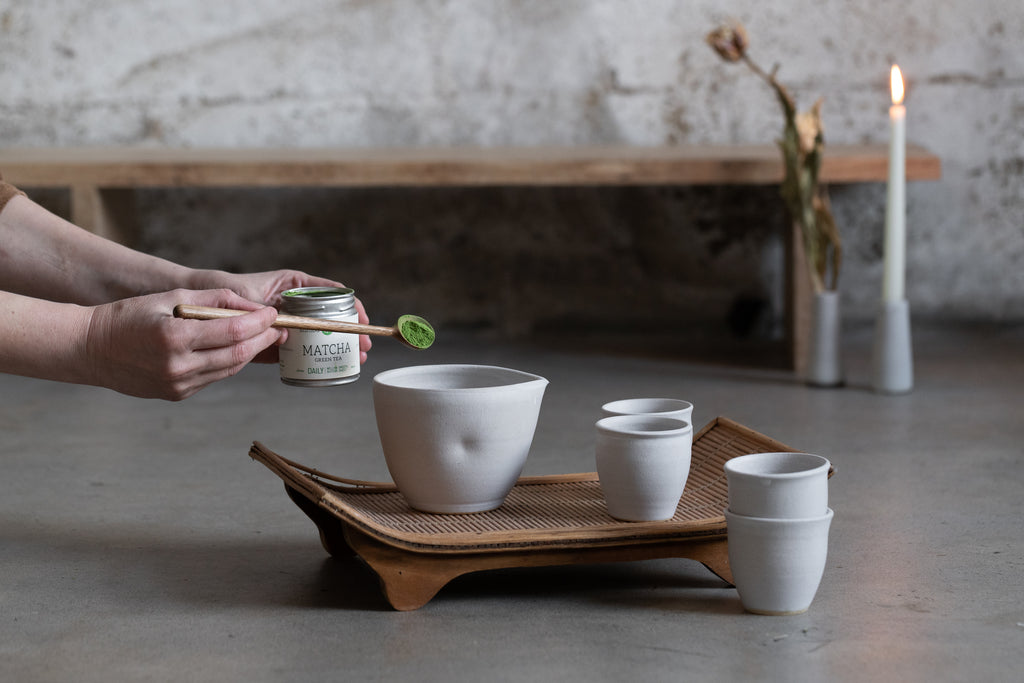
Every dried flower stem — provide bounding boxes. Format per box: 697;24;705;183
707;22;842;292
740;55;777;89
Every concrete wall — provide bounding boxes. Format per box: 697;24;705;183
2;1;1021;343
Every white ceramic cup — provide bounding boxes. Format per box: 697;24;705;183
725;508;833;615
601;398;694;426
724;452;830;519
595;415;693;522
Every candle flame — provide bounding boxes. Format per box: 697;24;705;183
891;65;905;105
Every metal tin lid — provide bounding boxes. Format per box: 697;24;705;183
279;287;355;317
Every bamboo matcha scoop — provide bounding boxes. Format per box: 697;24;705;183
173;304;435;350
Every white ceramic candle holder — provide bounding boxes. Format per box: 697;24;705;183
872;299;914;394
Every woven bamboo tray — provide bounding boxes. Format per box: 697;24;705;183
249;416;795;610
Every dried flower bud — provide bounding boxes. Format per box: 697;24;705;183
706;21;749;62
794;112;818;155
795;99;825;155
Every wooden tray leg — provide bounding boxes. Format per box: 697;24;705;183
683;537;733;586
342;527;468;611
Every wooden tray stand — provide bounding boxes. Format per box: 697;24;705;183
249;416;796;610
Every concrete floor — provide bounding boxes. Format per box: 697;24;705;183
2;322;1021;682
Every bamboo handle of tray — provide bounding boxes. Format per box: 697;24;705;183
173;304;396;337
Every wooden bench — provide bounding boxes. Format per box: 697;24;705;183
0;144;941;371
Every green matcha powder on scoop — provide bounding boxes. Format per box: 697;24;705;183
397;315;435;349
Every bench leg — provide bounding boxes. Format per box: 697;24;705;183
786;217;813;376
71;185;137;244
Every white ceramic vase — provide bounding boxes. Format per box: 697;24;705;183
373;364;548;514
806;290;844;388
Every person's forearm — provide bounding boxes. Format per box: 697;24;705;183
0;290;95;386
0;194;202;305
0;287;287;400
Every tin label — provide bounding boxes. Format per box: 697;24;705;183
279;317;360;382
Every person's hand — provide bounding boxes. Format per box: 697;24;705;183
190;269;371;364
84;288;284;401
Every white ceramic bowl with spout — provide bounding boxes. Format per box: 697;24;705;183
372;364;548;514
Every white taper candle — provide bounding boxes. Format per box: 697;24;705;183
883;65;906;303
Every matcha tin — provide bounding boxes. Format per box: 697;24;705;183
278;287;360;387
